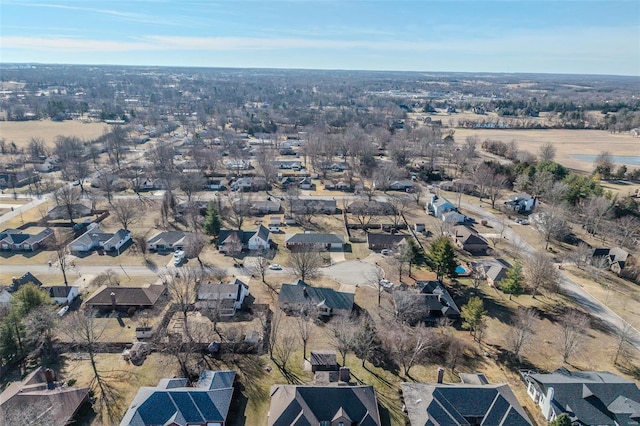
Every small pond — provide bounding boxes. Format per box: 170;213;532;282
571;154;640;166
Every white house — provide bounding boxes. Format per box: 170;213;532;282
427;195;456;218
218;225;270;253
68;224;131;254
195;278;250;316
43;286;79;305
505;193;537;213
442;210;466;224
147;231;190;252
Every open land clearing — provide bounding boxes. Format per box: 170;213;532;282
454;128;640;172
0;120;109;147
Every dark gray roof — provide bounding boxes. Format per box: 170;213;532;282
285;233;345;245
310;350;338;366
85;284;164;308
43;286;77;298
268;384;381;426
401;382;532;426
120;370;235;426
219;229;254;245
367;233;408;246
279;280;354;312
524;368;640;425
256;224;270;242
0;228;52;246
402;281;461;318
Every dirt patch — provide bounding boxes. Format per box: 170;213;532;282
0;120;109;147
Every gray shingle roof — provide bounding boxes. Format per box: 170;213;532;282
285;233;345;245
278;280;354;312
268;384;381;426
401;382;532;426
120;370;235;426
524;368;640;425
147;231;188;246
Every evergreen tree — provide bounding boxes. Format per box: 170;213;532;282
548;413;571;426
500;262;525;300
461;296;487;342
203;201;221;239
427;237;457;281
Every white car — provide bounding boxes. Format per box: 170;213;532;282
381;249;393;256
379;279;394;291
173;250;186;266
268;263;282;270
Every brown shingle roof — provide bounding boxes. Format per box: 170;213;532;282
84;284;164;308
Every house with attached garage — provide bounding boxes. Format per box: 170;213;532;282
505;193;537;213
249;199;281;215
285;232;345;251
521;367;640;425
47;203;92;220
84;283;165;312
592;247;630;275
0;228;53;251
366;233;409;251
278;279;354;317
120;370;235;426
67;224;130;254
218;225;270;253
195;278;249;317
146;231;191;252
401;372;532;426
452;225;489;254
476;258;511;286
268;380;381;426
427;195;456;218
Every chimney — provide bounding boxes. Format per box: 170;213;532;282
437;367;445;384
339;366;350;383
44;368;56;389
110;292;117;311
302;287;308;297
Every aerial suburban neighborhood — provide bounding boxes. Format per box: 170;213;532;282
1;6;640;424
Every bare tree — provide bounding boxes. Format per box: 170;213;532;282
255;147;278;189
165;268;201;337
295;305;314;360
558;309;590;363
366;266;386;306
273;329;297;370
538;143;557;161
614;216;640;250
227;193;251;230
133;234;148;260
485;172;508;209
249;252;271;283
567;242;593;269
27;136;48;160
110;198;146;230
385;323;439;377
47;228;73;286
524;251;559;297
580;195;612;241
179;172;206;202
507;308;538;362
265;308;283;359
533;205;569;250
352;316;379;368
472;163;494;201
288;248;323;281
329;316;356;365
184;233;208;268
613;322;635;365
444;336;466;372
393;291;426;325
52;186;82;224
64;309;125;423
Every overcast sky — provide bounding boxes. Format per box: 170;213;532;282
1;0;639;75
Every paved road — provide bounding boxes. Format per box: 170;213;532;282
455;197;640;351
0;194;50;227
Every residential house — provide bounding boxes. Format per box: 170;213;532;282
130;176;156;192
453;225;489;254
275;160;302;170
505;193;537;213
285;233;345;251
442;210;466;224
47;203;92;220
0;367;90;426
84;283;165;311
427;195;456;218
310;350;339;373
401;374;532;426
521;367;640;425
0;169;39;189
299;177;315;190
67;224;131;253
10;272;42;292
278;279;354;317
43;285;79;305
147;231;190;252
0;228;53;251
218;225;270;253
176;201;209;216
416;280;461;320
290;198;337;215
388;179;414;191
250;199;281;215
206;177;225;191
366;233;409;251
593;247;630;275
230;176;268;192
225;159;252;170
269;216;283;228
439;179;478;194
477;258;511;286
347;200;395;216
268;383;381;426
195;278;250;317
120;370;235;426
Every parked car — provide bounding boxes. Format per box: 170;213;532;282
381;249;393;256
173;250;186;266
268;263;282;270
379;279;394;292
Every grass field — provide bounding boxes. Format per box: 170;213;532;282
0;120;109;147
453;128;640;173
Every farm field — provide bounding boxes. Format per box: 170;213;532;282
0;120;109;147
454;128;640;172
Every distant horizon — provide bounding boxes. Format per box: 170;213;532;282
1;1;638;76
2;62;639;79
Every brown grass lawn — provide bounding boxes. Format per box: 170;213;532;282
0;120;109;147
453;128;640;173
0;201;53;229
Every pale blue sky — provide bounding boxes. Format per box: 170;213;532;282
1;0;639;75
